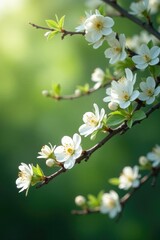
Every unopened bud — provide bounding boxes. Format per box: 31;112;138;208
46;158;55;167
75;195;86;206
108;102;118;111
139;156;149;166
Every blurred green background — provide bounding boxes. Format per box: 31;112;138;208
0;0;160;239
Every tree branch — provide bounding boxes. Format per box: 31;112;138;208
102;0;160;40
72;167;160;216
36;101;160;188
29;22;85;39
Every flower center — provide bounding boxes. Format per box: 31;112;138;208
146;88;153;96
107;198;116;209
95;21;103;30
123;92;130;101
65;146;74;156
88;116;98;126
114;46;121;53
18;172;27;180
143;54;151;63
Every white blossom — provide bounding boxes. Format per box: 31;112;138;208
104;34;127;64
119;166;140;190
100;191;121;218
75;195;86;206
147;145;160;167
103;68;139;109
149;0;160;14
54;133;82;169
139;76;160;104
139;156;150;166
85;0;103;9
132;44;160;70
46;158;56;167
16;163;33;194
77;10;114;47
79;103;106;137
129;0;149;16
126;31;159;50
75;11;92;32
37;143;55;159
91;68;105;89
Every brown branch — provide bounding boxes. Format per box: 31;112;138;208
29;22;85;39
36;101;160;188
102;0;160;40
44;80;113;101
72;166;160;216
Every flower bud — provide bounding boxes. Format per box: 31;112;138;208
139;156;149;166
46;158;55;167
75;195;86;206
42;90;50;97
108;102;118;111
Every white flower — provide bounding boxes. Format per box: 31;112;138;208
79;103;106;137
119;166;140;190
54;133;82;169
147;145;160;167
91;68;105;89
130;0;149;16
75;195;86;206
132;44;160;70
126;31;159;50
139;156;149;166
75;11;92;32
37;143;55;159
104;34;127;64
139;76;160;104
16;163;33;194
100;191;121;218
84;10;114;45
108;102;119;111
103;68;139;109
149;0;160;14
46;158;56;167
85;0;103;9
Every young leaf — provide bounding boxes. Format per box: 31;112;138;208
108;178;120;186
132;110;146;122
127;119;133;128
58;15;65;29
87;194;99;208
107;114;126;127
45;20;60;30
53;83;61;97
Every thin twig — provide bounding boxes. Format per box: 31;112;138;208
29;22;85;39
102;0;160;40
36;101;160;188
72;166;160;216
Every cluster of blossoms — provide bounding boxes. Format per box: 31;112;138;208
75;143;160;218
139;144;160;167
16;2;160;222
74;164;141;218
76;10;128;64
76;9;160;69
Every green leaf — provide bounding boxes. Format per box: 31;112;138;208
87;194;99;208
127;119;133;128
97;191;104;203
108;178;120;185
47;30;59;40
53;83;61;96
107;114;126;127
58;15;65;29
77;84;90;93
45;20;59;30
132;110;146;122
147;40;153;48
